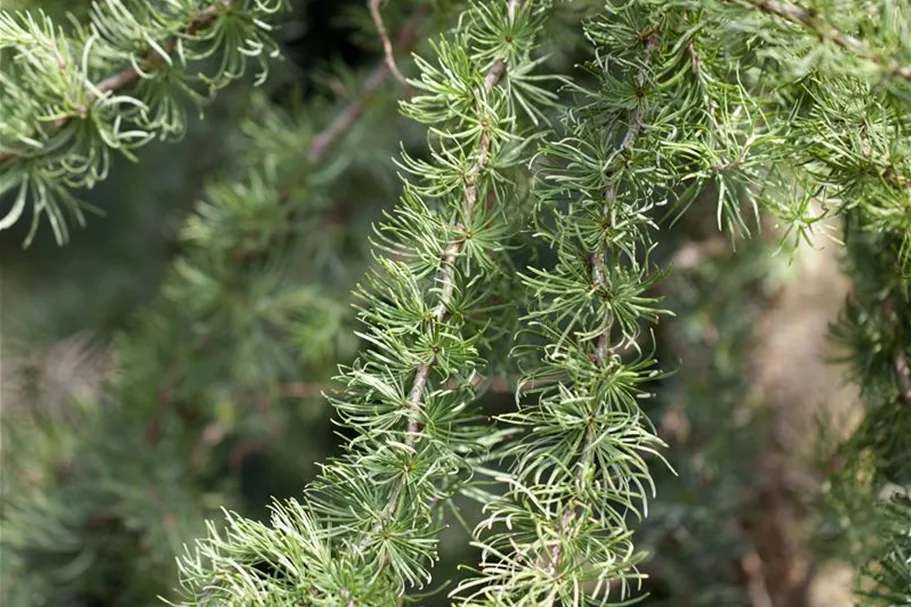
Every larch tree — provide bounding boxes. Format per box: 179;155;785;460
1;1;909;606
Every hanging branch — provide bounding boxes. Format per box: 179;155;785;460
542;33;659;587
454;10;672;603
403;56;506;439
176;3;556;604
344;52;509;559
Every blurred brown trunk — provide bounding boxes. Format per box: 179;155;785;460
744;229;858;607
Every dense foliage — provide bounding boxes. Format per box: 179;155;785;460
1;1;909;606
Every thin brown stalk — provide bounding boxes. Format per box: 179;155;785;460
306;64;391;164
368;0;409;89
307;6;429;163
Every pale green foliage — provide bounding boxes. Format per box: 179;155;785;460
3;0;911;605
0;0;282;245
175;2;559;605
452;7;675;604
175;0;911;604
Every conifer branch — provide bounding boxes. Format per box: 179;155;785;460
0;0;282;245
744;0;911;81
349;30;513;580
0;1;236;165
454;11;672;603
542;34;658;587
332;0;543;595
12;1;911;605
176;3;555;603
405;58;505;440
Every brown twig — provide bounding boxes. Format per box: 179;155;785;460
222;7;429;258
306;6;428;164
305;64;391;164
368;0;409;90
0;2;234;164
746;0;911;81
541;33;658;593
